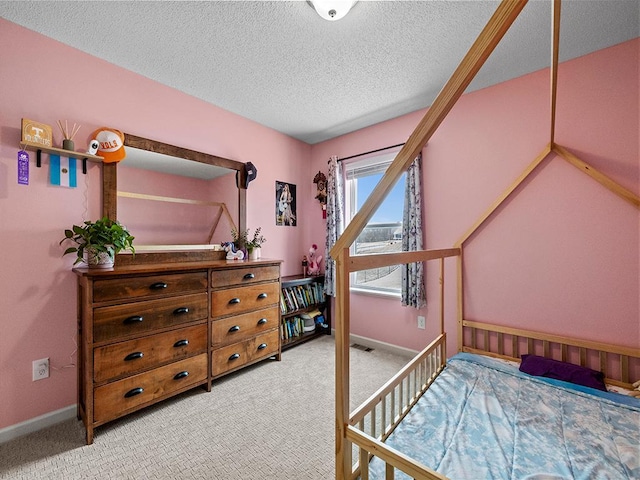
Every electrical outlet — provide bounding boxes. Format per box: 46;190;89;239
417;316;426;330
32;358;49;381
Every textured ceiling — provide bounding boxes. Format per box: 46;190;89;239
1;1;638;144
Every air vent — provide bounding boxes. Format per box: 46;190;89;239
350;343;373;352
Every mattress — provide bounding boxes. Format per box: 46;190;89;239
368;353;640;480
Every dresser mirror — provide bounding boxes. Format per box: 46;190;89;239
102;133;246;258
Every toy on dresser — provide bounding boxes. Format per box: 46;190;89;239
307;244;322;276
223;242;245;260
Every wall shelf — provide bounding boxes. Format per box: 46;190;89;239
21;140;103;174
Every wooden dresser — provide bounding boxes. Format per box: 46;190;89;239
74;258;281;444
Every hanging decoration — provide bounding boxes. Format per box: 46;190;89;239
313;171;327;218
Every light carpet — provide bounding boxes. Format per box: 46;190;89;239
0;336;411;479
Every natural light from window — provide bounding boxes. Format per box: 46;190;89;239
345;152;406;295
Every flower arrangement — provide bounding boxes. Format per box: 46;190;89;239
231;227;266;253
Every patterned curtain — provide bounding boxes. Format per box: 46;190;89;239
324;155;344;297
401;154;426;308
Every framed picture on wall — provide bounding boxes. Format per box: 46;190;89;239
275;181;296;226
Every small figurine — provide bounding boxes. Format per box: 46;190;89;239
302;255;308;277
307;244;323;276
223;242;245;260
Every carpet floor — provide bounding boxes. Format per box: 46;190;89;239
0;336;411;479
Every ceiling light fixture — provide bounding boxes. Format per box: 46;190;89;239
309;0;357;21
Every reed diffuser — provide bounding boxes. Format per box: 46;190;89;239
57;120;81;151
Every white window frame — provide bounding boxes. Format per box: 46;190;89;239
343;150;405;297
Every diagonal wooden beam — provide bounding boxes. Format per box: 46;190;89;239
330;0;529;259
553;143;640;209
549;0;561;144
455;143;553;247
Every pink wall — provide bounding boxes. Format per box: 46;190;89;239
0;19;310;430
310;40;639;360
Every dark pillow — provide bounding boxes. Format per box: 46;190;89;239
519;354;607;391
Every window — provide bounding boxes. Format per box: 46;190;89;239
344;152;406;295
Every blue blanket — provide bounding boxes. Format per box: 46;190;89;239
368;353;640;480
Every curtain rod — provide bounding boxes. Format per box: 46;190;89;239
332;142;405;163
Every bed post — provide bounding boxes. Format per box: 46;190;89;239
456;245;464;353
439;257;446;360
335;248;351;480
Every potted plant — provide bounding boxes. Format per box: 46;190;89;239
231;227;266;260
60;216;135;268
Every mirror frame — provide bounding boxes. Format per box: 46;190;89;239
102;133;247;251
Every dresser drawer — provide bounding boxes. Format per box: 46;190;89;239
211;265;279;288
94;324;208;383
211;307;279;347
94;293;208;343
94;354;208;424
212;329;279;377
93;271;207;303
211;282;279;318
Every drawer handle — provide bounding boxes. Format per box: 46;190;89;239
173;371;189;380
150;282;168;290
243;273;255;280
123;315;143;325
124;352;144;361
124;387;144;398
228;298;241;305
257;293;268;299
257;318;268;325
173;339;189;348
228;353;240;361
173;307;189;315
228;325;241;333
257;343;268;350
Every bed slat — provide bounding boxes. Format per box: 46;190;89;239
360;449;369;480
621;355;629;384
385;463;394;480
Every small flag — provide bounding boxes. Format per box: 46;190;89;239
50;154;77;188
18;150;29;185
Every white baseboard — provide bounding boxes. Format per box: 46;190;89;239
0;405;77;444
336;330;418;359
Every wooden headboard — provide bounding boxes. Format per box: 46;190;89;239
461;319;640;388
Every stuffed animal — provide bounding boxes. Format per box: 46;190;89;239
307;244;323;275
223;242;245;260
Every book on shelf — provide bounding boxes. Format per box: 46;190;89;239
280;278;327;315
281;315;306;340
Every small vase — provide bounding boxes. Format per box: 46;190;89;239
84;246;115;268
62;139;75;151
249;248;260;261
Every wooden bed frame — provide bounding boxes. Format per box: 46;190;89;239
331;1;640;479
348;315;640;479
